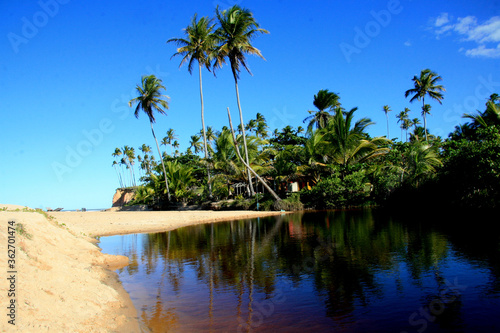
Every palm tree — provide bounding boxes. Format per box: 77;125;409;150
111;160;124;188
168;14;216;198
128;74;171;202
396;108;409;142
323;107;390;174
396;143;443;186
139;144;153;175
189;134;203;154
123;145;137;187
163;128;178;155
213;5;269;196
421;104;432;139
382;105;392;138
112;148;125;188
404;69;445;141
303;89;340;132
255;112;269;138
463;94;500;128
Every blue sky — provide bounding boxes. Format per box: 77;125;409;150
1;0;499;210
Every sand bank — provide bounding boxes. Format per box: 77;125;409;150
0;204;285;332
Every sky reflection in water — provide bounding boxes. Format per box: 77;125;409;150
99;210;500;332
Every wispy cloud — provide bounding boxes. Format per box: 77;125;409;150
430;13;500;58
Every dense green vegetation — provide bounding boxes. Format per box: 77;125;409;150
112;5;500;211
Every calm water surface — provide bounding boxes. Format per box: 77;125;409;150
99;210;500;332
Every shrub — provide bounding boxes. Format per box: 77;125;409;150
301;170;369;209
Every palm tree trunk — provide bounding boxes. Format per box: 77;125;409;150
199;63;212;199
234;79;255;196
386;114;390;138
151;121;171;202
422;99;428;142
227;107;281;202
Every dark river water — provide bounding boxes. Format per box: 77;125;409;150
99;209;500;332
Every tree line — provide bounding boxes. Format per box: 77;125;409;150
114;5;500;211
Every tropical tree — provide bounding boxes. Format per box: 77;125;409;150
398;143;443;187
213;4;269;196
164;160;196;203
255;112;269;138
382;105;392;138
162;128;178;156
463;94;500;129
128;74;171;202
122;145;137;187
396;108;410;142
189;134;203;154
112;148;125;188
322;107;391;172
168;14;216;197
404;69;445;141
111;160;124;188
303;89;340;132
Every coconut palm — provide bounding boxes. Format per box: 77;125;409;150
255;112;269;138
382;105;392;138
323;107;390;173
128;74;171;201
396;108;410;142
303;89;340;132
162;128;178;156
189;134;204;154
421;104;432;140
396;143;443;186
122;145;137;187
112;148;125;188
463;95;500;128
139;144;154;176
213;4;269;196
168;14;216;197
404;69;445;141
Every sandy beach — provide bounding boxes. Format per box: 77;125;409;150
0;204;285;332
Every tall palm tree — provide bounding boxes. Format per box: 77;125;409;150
129;74;171;202
396;109;409;142
404;69;445;141
213;4;269;196
382;105;392;138
168;14;216;197
123;145;137;187
163;128;178;156
112;148;125;188
303;89;340;132
421;104;432;140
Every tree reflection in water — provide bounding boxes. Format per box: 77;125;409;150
100;210;500;332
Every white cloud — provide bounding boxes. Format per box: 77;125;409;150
404;40;412;47
464;44;500;58
435;13;450;27
430;13;500;58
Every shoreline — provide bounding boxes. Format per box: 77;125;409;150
0;204;287;332
51;209;288;237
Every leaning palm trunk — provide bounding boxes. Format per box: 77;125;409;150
227;107;280;202
150;121;171;202
199;63;212;198
234;80;255;196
